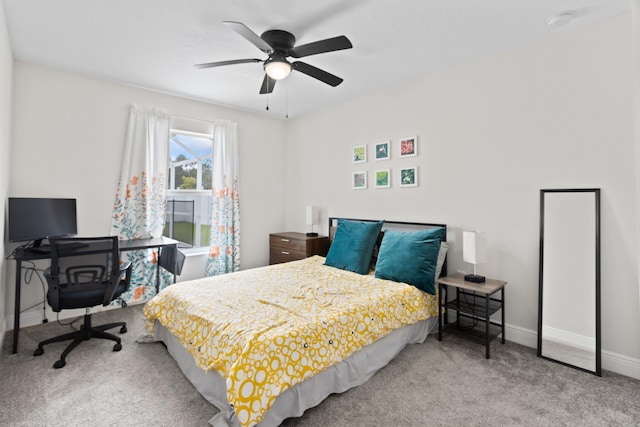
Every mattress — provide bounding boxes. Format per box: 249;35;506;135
144;256;440;426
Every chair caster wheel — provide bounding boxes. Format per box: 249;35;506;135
33;347;44;356
113;343;122;352
120;326;127;334
53;360;66;369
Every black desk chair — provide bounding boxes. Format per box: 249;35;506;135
33;236;132;369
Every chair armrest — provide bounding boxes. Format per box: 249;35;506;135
103;262;133;306
120;261;133;283
43;267;61;311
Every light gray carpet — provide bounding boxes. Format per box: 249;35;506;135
2;304;639;426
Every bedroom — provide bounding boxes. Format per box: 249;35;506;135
0;0;639;425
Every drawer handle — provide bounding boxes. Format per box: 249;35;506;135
281;251;290;255
280;239;290;242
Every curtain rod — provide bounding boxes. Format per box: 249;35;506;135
170;114;214;124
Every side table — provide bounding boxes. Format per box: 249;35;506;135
437;273;507;359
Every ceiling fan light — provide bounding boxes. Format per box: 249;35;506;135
265;60;292;80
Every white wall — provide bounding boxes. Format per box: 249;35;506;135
285;14;640;377
0;1;14;346
633;0;640;337
6;62;286;329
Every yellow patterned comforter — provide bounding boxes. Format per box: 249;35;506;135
144;256;439;427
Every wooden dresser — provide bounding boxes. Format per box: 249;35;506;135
269;232;330;265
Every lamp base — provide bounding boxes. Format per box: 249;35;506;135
306;232;318;237
464;274;486;283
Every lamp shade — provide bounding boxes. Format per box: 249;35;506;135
265;60;292;80
305;206;319;226
463;231;487;265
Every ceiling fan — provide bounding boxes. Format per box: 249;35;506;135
195;21;353;94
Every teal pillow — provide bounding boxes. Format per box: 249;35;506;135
324;219;384;275
374;229;443;294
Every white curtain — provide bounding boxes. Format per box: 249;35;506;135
111;104;170;302
205;119;241;276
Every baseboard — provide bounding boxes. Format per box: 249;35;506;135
542;325;594;350
601;349;640;380
6;304;126;332
503;323;640;380
504;323;537;348
8;308;77;331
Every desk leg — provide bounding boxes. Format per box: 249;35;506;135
501;288;506;344
455;288;460;326
12;261;22;354
485;293;491;359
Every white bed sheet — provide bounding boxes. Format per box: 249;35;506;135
153;316;437;426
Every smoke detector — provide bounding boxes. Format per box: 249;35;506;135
547;12;574;28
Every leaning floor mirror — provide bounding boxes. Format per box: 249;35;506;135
537;188;601;376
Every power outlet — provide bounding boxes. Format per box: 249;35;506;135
456;269;466;275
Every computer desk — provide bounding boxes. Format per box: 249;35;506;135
10;236;179;354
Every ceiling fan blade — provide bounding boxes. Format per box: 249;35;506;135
259;74;277;94
289;35;352;58
194;58;262;69
292;62;343;87
223;21;273;54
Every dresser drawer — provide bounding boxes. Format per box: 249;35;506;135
270;234;306;253
269;232;329;265
269;248;306;264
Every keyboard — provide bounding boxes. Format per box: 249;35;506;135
28;242;89;254
28;245;51;254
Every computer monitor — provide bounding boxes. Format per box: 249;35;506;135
8;197;78;247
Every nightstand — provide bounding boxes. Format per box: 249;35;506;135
437;273;507;359
269;232;329;265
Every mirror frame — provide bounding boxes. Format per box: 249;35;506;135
537;188;601;376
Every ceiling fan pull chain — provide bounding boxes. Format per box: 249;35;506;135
265;76;271;111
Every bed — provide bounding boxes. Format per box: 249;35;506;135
144;218;448;427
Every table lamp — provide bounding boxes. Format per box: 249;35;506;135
306;206;319;237
463;230;487;283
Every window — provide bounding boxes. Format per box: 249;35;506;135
164;130;213;249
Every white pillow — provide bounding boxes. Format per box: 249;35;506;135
435;241;449;279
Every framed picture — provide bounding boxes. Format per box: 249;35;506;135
375;170;390;188
353;145;367;163
375;141;390;161
400;167;418;187
352;171;367;189
399;136;418;157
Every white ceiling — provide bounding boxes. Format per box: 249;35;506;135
2;0;630;119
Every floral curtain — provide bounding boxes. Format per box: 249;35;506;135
205;120;240;276
111;104;171;302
